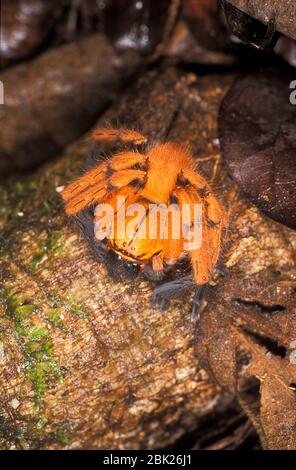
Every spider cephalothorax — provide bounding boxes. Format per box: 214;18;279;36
62;127;227;313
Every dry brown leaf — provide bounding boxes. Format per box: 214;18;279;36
195;197;296;449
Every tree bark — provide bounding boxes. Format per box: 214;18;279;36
0;68;235;450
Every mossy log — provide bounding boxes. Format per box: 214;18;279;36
0;68;234;449
2;67;295;449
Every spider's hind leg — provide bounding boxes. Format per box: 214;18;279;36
152;276;208;320
191;285;208;322
152;275;195;312
215;261;226;278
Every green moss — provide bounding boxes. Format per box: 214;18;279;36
55;428;70;446
15;181;25;195
47;309;67;332
28;326;49;341
26;359;63;413
36;416;48;430
0;245;8;258
67;295;88;321
15;304;35;317
28;181;38;191
48;231;64;253
0;183;25;222
2;288;63;413
0;409;72;449
6;291;30;316
47;309;61;324
28;255;44;273
29;230;65;272
43;201;52;213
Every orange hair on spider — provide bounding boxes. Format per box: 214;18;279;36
62;127;227;308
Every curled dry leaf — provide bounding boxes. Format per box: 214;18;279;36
219;70;296;229
195;194;296;449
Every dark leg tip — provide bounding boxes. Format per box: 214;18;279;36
144;263;165;281
190;285;207;321
152;291;170;312
215;261;226;277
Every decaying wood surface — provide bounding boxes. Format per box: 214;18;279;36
1;65;296;450
0;68;235;450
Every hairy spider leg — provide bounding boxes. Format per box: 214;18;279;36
92;127;147;146
62;151;147;215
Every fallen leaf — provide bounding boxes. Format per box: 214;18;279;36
219;70;296;229
195;196;296;449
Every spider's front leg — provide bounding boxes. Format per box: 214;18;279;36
92;127;147;146
62;151;147;215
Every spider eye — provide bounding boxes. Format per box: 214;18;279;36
124;262;140;279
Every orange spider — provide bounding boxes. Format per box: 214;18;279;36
62;127;227;315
